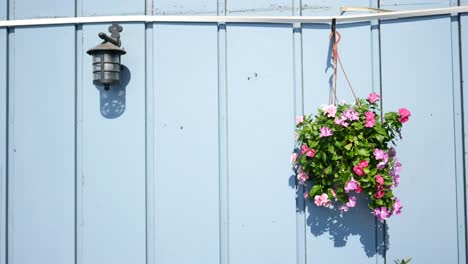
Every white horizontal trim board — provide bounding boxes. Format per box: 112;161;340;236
0;6;467;27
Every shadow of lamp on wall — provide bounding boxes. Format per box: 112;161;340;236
87;23;129;119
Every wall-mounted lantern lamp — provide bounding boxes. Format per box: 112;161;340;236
87;24;126;91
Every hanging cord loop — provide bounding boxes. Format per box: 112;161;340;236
329;19;361;107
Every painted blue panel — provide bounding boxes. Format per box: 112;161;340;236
381;16;460;263
380;0;449;9
12;0;74;19
81;23;146;264
82;0;145;16
152;23;220;264
154;0;217;15
226;24;297;263
301;0;369;16
0;28;6;264
227;0;292;15
9;26;75;264
302;22;381;263
0;0;6;19
461;14;468;252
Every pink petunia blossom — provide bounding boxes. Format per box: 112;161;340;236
297;171;309;185
342;108;360;121
359;160;369;168
344;178;359;193
339;205;349;212
353;166;363;176
398;108;411;123
393;174;400;187
365;111;376;127
346;196;357;208
306;149;315;157
331;189;337;198
375;174;384;185
377;162;386;169
291;153;298;163
373;148;385;160
301;145;316;158
374;207;390;221
296;115;304;124
374;188;385;199
314;193;331;207
320;127;334;138
322;104;337;118
355;186;363;193
367;92;382;103
335;117;349;127
393;198;402;215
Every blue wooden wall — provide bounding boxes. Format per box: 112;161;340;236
0;0;467;264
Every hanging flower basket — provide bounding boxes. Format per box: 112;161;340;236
293;93;411;220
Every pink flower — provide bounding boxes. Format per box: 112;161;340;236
374;188;385;199
393;175;400;187
353;166;363;176
320;127;333;137
393;198;402;215
314;193;330;207
377;162;386;169
335;118;349;127
346;196;357;208
296;115;304;124
359;160;369;168
304;192;309;199
339;205;349;212
367;92;381;103
373;148;385;160
398;108;411;123
331;189;337;197
355;186;363;193
306;149;315;157
374;207;390;221
342;108;359;121
301;145;315;157
375;174;384;185
291;153;298;163
297;171;309;185
322;104;337;118
365;111;376;127
344;178;359;193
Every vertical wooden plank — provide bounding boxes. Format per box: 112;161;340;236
381;16;460;263
152;23;219;264
302;22;379;263
153;0;217;15
81;23;146;264
82;0;144;16
8;26;75;264
0;28;6;264
226;24;296;263
11;0;74;19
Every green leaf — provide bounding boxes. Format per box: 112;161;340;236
357;148;369;156
309;185;321;197
374;126;387;135
344;143;353;151
325;166;332;175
